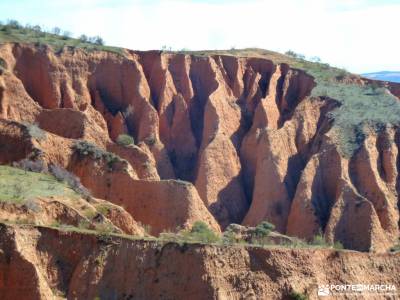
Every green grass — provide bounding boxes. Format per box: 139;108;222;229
0;165;79;203
293;59;400;154
310;70;400;156
181;221;220;243
289;291;309;300
254;221;275;238
95;203;112;216
0;24;124;56
116;134;135;147
281;55;400;157
2;217;351;253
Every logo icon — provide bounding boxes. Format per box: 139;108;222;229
318;285;330;296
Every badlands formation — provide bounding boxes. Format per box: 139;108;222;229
0;43;399;299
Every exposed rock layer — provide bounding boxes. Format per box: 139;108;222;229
1;224;399;300
0;43;399;252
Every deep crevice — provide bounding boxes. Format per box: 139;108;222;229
188;57;219;149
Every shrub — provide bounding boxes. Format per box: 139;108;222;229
32;25;42;32
2;26;11;34
116;134;134;147
27;148;45;161
23;122;46;140
310;56;321;63
96;203;111;216
333;241;344;250
79;34;88;43
390;240;400;252
368;81;381;95
144;134;156;146
158;222;220;244
92;36;104;45
72;140;124;170
285;50;297;57
285;50;305;60
61;31;72;40
73;140;105;158
310;233;328;246
78;219;91;229
335;70;348;81
82;206;98;219
51;27;61;35
297;54;306;60
254;221;275;238
0;57;7;70
49;164;92;200
289;291;308;300
24;198;42;213
13;159;47;173
249;221;275;245
182;221;220;244
7;19;22;29
51;220;62;227
221;229;238;245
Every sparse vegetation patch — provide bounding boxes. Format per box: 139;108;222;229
0;57;7;70
0;19;123;55
160;221;220;244
116;134;135;147
72;140;124;170
390;240;400;253
289;291;309;300
144;134;156;146
22;122;46;140
13;159;46;173
183;221;220;243
284;55;400;157
49;164;92;200
254;221;275;238
0;165;79;203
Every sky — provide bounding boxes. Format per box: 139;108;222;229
0;0;399;73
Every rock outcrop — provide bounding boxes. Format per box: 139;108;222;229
0;43;399;252
0;118;219;235
0;224;399;300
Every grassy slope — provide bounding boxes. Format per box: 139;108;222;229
0;24;124;55
0;166;79;203
1;23;399;156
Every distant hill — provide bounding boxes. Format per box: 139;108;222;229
362;71;400;83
